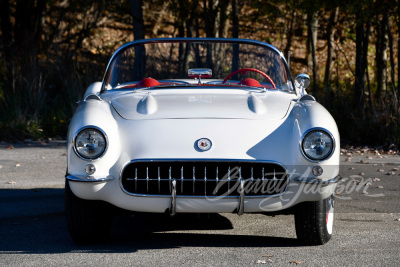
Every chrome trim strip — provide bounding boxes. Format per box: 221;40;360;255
66;174;113;182
181;166;184;194
294;175;342;184
158;167;161;193
299;127;336;163
84;94;102;101
170;179;177;216
238;167;245;215
193;166;195;194
204;166;207;196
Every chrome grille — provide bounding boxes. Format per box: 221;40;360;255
121;161;288;197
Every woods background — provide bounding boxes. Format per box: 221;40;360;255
0;0;399;146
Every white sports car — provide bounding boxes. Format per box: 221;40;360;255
65;38;340;245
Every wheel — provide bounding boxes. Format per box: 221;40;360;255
65;180;113;244
222;68;276;88
294;194;334;245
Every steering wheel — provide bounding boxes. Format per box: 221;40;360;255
222;68;276;89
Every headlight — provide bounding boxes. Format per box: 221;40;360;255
74;128;107;160
301;129;334;161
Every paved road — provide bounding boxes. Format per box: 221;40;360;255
0;144;399;266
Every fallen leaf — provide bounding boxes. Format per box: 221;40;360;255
262;255;273;258
257;259;272;264
368;156;373;160
359;172;365;176
362;191;368;195
387;171;396;175
289;261;302;265
7;181;16;184
349;167;355;170
392;168;399;171
373;178;381;182
360;160;366;164
346;153;352;156
377;186;384;189
395;218;400;222
7;145;14;149
346;157;352;162
15;163;21;167
378;169;384;172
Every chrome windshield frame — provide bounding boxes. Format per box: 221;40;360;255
100;37;293;94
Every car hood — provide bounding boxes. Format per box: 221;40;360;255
110;89;294;120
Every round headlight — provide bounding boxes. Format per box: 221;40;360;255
301;130;334;161
74;128;107;160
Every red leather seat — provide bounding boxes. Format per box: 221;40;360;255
136;78;160;87
238;78;261;87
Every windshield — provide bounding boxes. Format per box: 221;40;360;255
102;39;293;92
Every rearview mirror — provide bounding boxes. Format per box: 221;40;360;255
188;68;212;84
295;74;310;96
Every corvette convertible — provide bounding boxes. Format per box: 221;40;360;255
65;38;340;245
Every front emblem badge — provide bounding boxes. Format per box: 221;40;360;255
196;138;212;151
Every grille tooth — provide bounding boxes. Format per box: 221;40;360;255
193;166;195;194
158;167;160;193
121;161;288;197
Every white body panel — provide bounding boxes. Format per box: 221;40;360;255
67;85;340;214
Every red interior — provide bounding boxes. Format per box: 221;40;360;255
238;78;261;87
136;77;160;87
117;77;274;89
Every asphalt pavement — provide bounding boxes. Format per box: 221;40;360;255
0;143;399;266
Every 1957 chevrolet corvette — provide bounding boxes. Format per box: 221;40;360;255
65;38;340;245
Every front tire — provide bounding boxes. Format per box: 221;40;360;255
294;194;334;245
65;180;113;244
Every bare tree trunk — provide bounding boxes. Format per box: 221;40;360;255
284;9;296;59
232;0;239;73
0;0;12;49
130;0;145;40
397;0;400;98
375;11;388;101
324;7;339;87
0;0;13;85
232;0;239;38
354;16;371;110
218;0;230;38
386;12;398;109
307;11;319;96
130;0;145;80
203;0;219;37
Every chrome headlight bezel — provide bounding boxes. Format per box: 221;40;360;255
73;126;108;160
300;128;335;162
